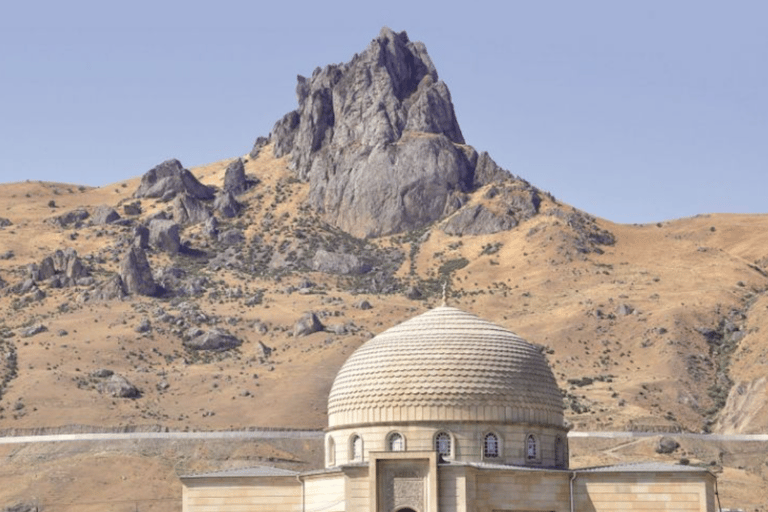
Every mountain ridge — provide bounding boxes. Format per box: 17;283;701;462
0;27;767;510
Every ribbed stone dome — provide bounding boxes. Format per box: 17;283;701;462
327;306;564;429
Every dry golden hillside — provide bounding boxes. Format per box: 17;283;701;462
1;149;767;510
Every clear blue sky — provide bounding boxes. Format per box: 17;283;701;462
1;1;766;224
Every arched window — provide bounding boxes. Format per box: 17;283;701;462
350;435;363;462
555;436;565;467
327;436;335;466
388;432;405;452
483;432;499;458
526;434;537;460
435;432;451;458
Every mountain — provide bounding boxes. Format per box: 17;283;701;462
1;27;767;511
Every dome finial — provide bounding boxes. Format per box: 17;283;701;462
441;281;447;306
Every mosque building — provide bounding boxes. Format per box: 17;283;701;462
180;306;717;511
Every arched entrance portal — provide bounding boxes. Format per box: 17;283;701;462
396;508;418;512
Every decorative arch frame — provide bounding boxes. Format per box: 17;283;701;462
386;431;406;452
326;435;336;466
482;431;502;460
525;433;541;463
433;430;454;459
349;433;363;462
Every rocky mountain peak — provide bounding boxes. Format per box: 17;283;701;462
267;27;509;238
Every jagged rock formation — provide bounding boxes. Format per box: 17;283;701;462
27;248;90;287
269;27;514;238
134;159;214;201
223;158;257;195
173;194;212;225
293;312;324;337
213;191;241;218
442;182;543;235
119;247;159;297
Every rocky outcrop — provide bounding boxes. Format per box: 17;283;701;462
92;205;121;225
120;247;159;297
173;193;212;225
223;158;257;195
442;205;517;236
547;208;616;254
123;201;142;216
28;248;90;287
213;191;241;218
0;217;11;228
149;219;181;254
655;437;680;454
134;159;214;201
2;501;38;512
86;274;126;301
293;312;324;337
442;183;542;236
311;249;371;275
184;329;242;351
46;208;89;228
268;27;514;238
97;374;140;398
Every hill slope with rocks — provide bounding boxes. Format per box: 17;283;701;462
1;27;767;511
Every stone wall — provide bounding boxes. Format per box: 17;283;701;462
182;476;301;512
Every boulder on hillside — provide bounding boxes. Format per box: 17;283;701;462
133;224;150;249
92;204;121;225
256;340;273;359
184;328;242;351
353;299;373;310
311;249;371;275
3;501;38;512
218;228;244;246
46;208;89;228
123;201;142;216
203;216;219;238
268;27;516;237
293;312;324;337
20;324;47;338
223;158;257;195
173;193;212;225
98;374;140;398
655;437;680;454
120;247;159;296
149;219;181;254
0;217;13;228
133;159;214;200
213;191;242;218
85;274;126;302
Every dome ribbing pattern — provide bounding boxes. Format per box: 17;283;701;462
327;306;564;429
